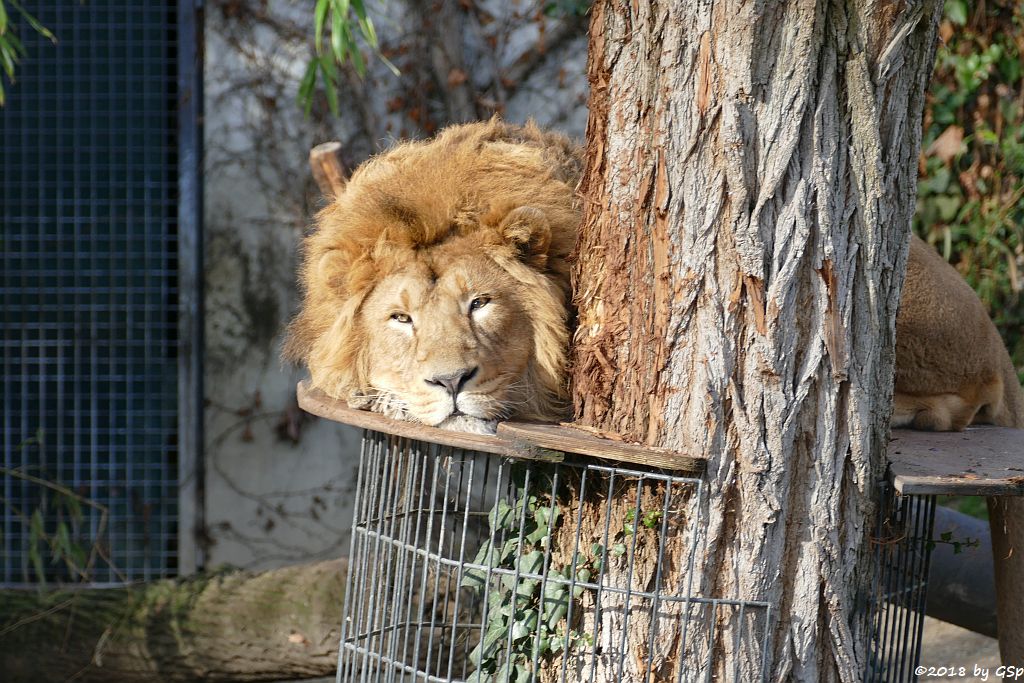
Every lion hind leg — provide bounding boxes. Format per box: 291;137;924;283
893;392;982;432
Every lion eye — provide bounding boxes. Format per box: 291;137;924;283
390;312;412;324
469;296;491;312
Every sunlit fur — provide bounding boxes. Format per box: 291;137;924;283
893;235;1024;431
284;120;582;433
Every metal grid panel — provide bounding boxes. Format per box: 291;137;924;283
863;488;937;682
340;431;773;683
0;1;182;584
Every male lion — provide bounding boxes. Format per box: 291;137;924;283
285;120;581;433
287;118;1024;665
286;119;1023;435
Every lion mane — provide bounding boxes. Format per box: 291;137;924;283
284;119;583;426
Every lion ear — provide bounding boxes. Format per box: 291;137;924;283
499;206;551;269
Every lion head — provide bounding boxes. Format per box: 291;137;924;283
285;120;583;433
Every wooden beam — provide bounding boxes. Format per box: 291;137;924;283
888;426;1024;496
309;141;347;198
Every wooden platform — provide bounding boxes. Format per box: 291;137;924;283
888;427;1024;496
298;382;1024;490
296;381;703;473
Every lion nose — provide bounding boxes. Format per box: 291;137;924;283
425;367;478;397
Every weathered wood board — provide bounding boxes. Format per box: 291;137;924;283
496;422;703;473
297;381;528;457
296;381;704;472
888;427;1024;496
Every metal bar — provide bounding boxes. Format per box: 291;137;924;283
586;470;615;683
614;476;645;682
560;466;588;683
909;497;937;679
176;0;205;577
337;431;371;683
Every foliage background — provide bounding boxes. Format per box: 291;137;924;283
916;0;1024;383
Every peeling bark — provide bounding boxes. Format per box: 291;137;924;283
570;1;942;680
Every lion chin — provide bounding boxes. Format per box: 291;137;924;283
287;119;1022;435
436;415;500;435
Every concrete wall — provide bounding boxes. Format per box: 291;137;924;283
200;0;587;570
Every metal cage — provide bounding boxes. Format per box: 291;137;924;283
336;430;937;683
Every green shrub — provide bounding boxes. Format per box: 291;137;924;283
916;0;1024;383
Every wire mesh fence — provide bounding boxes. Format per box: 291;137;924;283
338;430;939;683
862;487;937;683
338;430;774;683
0;0;190;585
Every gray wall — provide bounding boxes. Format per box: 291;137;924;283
200;0;588;570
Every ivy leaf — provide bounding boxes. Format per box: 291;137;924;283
489;500;516;532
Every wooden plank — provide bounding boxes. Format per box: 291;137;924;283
296;381;560;460
497;422;705;474
296;381;705;471
888;427;1024;496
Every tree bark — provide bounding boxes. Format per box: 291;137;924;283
569;1;942;680
0;560;345;683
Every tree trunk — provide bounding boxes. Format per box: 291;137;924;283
569;1;942;680
0;559;345;683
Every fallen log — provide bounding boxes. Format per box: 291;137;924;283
0;559;345;683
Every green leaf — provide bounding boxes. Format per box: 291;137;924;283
9;1;54;42
54;522;71;558
642;510;662;529
976;128;999;146
330;8;346;64
0;42;16;79
517;550;544;575
944;0;968;26
465;670;493;683
489;500;517;532
319;57;339;115
933;194;961;222
470;618;509;667
314;0;329;51
297;59;318;115
361;14;378;48
62;493;82;523
462;539;497;589
346;30;365;76
28;510;46;584
510;609;538;640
